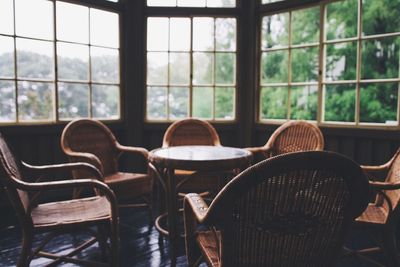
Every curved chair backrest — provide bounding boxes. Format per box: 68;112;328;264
0;133;33;227
61;119;118;175
163;118;221;147
383;149;400;221
206;151;369;267
266;120;324;156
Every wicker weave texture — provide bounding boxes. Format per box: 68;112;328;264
184;151;369;267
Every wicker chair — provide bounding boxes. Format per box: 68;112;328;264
347;149;400;267
61;119;153;215
184;151;370;267
246;120;324;163
0;132;119;266
162;118;224;197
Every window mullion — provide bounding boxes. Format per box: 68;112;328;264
12;0;18;123
167;18;171;120
287;11;292;120
355;0;362;126
88;8;93;119
189;17;193;118
317;2;325;125
53;1;59;122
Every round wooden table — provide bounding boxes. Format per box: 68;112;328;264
149;145;252;265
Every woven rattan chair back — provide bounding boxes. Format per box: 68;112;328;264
185;151;369;267
61;119;118;176
163;118;221;147
0;133;32;226
266;120;324;156
384;151;400;215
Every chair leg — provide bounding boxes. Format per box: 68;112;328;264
97;225;109;262
381;228;400;267
110;219;120;267
17;230;33;267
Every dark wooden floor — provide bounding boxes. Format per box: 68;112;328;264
0;208;392;266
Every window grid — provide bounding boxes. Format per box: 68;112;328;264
0;0;121;124
146;17;237;121
259;0;400;128
259;9;320;122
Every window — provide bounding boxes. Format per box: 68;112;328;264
146;16;237;121
0;0;120;124
147;0;235;8
259;0;400;127
260;6;320;121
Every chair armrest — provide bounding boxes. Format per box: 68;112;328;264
116;143;149;159
184;193;209;223
369;181;400;191
13;178;118;217
361;163;390;181
62;150;103;172
183;193;210;265
245;146;267;154
22;161;102;181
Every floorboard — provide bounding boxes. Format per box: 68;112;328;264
0;208;392;266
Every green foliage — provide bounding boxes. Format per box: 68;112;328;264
260;1;399;124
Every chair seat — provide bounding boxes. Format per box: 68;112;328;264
197;230;221;267
356;203;388;225
32;196;111;228
105;172;152;198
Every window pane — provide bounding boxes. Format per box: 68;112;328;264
262;0;283;3
18;81;54;121
170;53;190;85
216;18;236;51
193;52;214;85
15;0;53;40
324;84;355;122
147;0;176;7
207;0;235;7
325;42;357;81
360;83;398;124
147;86;167;119
16;38;54;80
170;18;190;51
178;0;206;7
326;0;357;40
57;43;89;81
91;47;119;83
56;2;89;43
0;81;16;122
169;87;189;119
262;13;289;49
291;6;320;45
0;0;14;35
216;53;235;85
291;47;319;82
90;9;119;48
290;85;318;120
260;51;288;84
215;87;234;119
260;87;288;120
193;87;213;118
361;37;399;79
0;36;15;78
362;0;400;36
193;18;214;51
92;84;119;119
147;52;168;85
147;18;169;51
58;82;89;119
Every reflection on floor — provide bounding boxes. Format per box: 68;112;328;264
0;208;390;266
